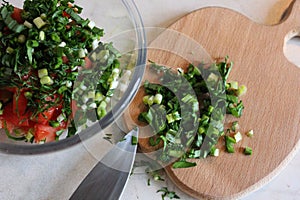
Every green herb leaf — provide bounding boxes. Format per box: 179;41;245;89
157;187;180;200
172;161;196;169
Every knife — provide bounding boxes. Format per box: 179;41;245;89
69;128;138;200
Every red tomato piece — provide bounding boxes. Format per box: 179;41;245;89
62;11;70;18
3;87;17;93
71;100;78;118
11;7;24;24
45;94;62;102
0;120;3;129
0;89;13;102
58;120;68;130
1;120;15;133
12;91;28;115
84;57;92;69
2;103;30;127
36;103;63;124
34;124;57;143
37;107;56;125
62;56;69;64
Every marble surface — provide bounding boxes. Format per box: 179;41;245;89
0;0;300;200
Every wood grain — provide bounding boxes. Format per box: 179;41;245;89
125;0;300;199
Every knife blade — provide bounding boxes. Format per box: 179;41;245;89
69;128;138;200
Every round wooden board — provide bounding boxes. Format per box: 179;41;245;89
125;1;300;199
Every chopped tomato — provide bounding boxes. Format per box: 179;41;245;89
36;107;56;125
58;120;68;129
36;105;63;125
62;11;70;18
84;56;92;69
12;91;28;115
34;124;57;142
45;94;62;103
0;89;13;102
71;100;78;118
11;7;24;24
62;56;69;64
3;26;10;35
3;87;17;93
1;120;15;133
2;103;30;127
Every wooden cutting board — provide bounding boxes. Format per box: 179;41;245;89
125;0;300;199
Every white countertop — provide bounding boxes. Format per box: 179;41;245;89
1;0;299;200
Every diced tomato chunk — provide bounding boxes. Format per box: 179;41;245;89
2;103;30;127
62;11;70;18
71;100;78;118
12;91;28;115
58;120;68;129
62;56;69;64
45;94;62;103
34;124;57;143
0;89;13;104
37;107;56;125
36;103;63;125
1;120;15;133
84;57;92;69
11;7;24;24
3;87;17;93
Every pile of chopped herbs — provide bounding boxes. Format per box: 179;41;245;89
138;57;248;168
0;0;122;142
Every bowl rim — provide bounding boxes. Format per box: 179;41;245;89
0;0;147;155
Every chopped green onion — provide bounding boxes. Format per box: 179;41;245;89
50;121;60;128
17;35;26;43
131;135;138;145
228;81;239;90
181;94;193;103
33;17;46;29
58;86;68;94
38;68;48;78
225;136;236;153
172;161;196;169
207;72;219;82
244;146;253;155
23;20;33;28
25;130;34;142
153;93;163;104
6;47;14;54
78;48;86;58
231;121;239;132
24;91;32;99
97;101;107;118
143;95;154;106
246;129;254;137
94;92;104;102
39;31;45;41
210;147;220;157
234;132;242;143
166;111;181;124
198;126;205;134
0;102;3;115
88;20;95;29
168;149;184;158
157;187;180;200
236;85;247;97
40;76;53;85
207;105;214;114
40;13;47;20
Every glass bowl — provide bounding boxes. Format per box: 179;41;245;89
0;0;146;154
